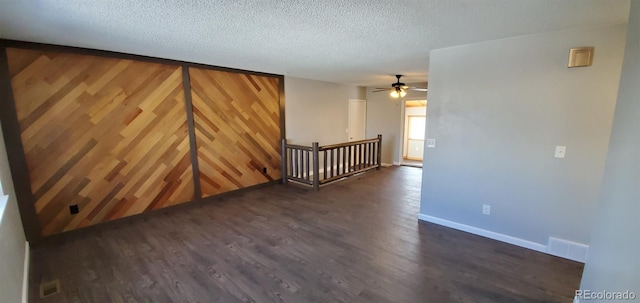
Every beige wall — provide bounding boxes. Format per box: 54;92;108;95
284;76;365;145
0;123;27;303
365;84;428;164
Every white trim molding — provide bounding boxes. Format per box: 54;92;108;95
417;214;589;263
22;241;30;303
418;213;548;253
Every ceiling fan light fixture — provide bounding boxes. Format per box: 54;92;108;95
374;75;426;98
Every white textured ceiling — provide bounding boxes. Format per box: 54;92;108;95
0;1;630;86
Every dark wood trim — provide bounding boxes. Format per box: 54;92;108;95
376;134;382;170
181;66;202;199
319;138;380;150
278;75;286;182
0;39;281;79
32;179;283;247
278;75;286;139
284;144;313;151
312;142;319;191
281;139;288;184
0;47;41;242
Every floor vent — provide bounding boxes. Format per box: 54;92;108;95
39;279;61;298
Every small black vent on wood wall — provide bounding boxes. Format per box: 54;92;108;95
69;204;79;214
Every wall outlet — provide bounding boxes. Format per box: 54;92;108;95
426;139;436;148
482;204;491;215
69;204;79;215
554;146;566;158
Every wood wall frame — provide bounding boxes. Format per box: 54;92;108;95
0;39;286;243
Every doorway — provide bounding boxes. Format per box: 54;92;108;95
348;99;366;142
401;100;427;167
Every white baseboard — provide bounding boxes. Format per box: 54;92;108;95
547;237;589;263
417;214;548;253
392;161;401;166
22;241;29;303
381;163;393;167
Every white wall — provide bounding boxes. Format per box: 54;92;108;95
0;124;28;303
579;2;640;298
365;85;427;164
284;76;365;145
419;24;627;256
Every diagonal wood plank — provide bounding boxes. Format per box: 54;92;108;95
6;48;195;236
189;67;281;197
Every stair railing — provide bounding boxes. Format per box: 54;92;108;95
281;135;382;190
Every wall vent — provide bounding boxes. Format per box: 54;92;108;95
547;237;589;263
40;279;61;298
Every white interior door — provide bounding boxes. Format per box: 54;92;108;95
348;99;366;141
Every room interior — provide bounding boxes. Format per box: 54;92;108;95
1;1;639;302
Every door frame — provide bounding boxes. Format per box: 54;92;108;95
399;99;427;165
348;99;367;142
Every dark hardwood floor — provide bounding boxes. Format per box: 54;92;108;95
29;166;583;303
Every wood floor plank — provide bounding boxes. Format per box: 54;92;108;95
30;167;583;303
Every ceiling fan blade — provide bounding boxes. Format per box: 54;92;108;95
372;89;389;93
408;88;428;92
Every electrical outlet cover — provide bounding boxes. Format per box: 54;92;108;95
482;204;491;215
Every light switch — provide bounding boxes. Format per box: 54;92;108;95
554;146;566;158
426;139;436;148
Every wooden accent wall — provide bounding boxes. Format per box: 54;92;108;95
190;68;281;197
6;49;196;236
0;44;284;241
1;43;284;239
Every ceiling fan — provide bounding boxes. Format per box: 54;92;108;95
373;75;427;98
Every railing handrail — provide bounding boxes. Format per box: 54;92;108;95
282;134;382;190
285;144;313;151
319;138;380;150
